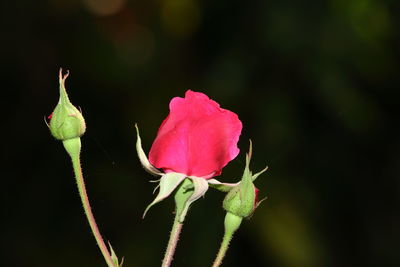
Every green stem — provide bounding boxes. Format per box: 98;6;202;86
212;232;232;267
161;179;193;267
212;212;242;267
63;138;116;267
162;212;183;267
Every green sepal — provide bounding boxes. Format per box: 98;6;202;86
135;124;163;176
252;166;268;182
222;140;266;218
175;177;209;222
222;168;255;218
174;179;194;221
208;179;239;192
143;172;187;218
49;69;86;141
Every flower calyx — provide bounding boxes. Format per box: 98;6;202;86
222;141;268;219
48;69;86;141
136;124;209;222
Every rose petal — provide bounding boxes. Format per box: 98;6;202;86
149;90;242;178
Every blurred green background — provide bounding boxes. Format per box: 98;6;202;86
5;0;400;266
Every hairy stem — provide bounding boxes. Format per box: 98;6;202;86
161;178;193;267
162;213;183;267
64;138;116;267
212;231;233;267
212;212;242;267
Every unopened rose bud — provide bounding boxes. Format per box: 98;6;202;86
222;141;266;218
49;69;86;141
222;169;256;218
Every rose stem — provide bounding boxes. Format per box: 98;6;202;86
63;138;116;267
162;212;183;267
212;212;242;267
162;178;193;267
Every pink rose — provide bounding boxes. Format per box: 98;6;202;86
149;90;242;179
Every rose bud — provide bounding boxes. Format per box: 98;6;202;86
48;69;86;141
223;141;267;219
211;142;267;267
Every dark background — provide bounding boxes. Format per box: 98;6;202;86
5;0;400;266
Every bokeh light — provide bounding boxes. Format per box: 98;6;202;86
83;0;126;16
